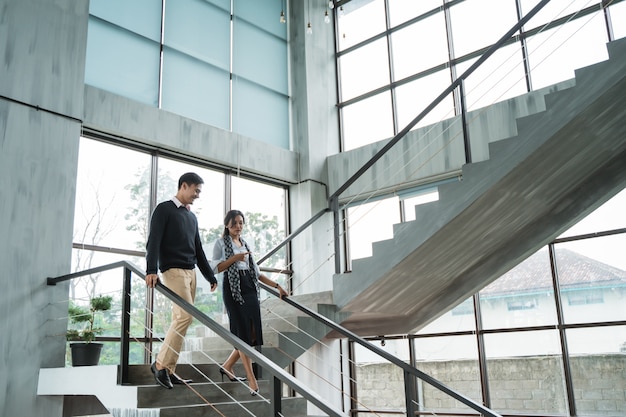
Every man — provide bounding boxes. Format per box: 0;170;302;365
145;172;218;389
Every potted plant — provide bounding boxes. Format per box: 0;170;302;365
66;294;113;366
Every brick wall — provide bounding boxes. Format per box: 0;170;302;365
356;355;626;416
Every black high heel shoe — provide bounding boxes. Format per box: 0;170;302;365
219;368;247;382
250;388;259;396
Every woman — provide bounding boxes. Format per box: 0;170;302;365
212;209;288;395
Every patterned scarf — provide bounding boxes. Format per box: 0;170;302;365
224;235;259;305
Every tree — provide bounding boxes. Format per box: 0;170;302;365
72;178;120;300
203;211;285;270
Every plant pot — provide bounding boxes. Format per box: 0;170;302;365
70;342;103;366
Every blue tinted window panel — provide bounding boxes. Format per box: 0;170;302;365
164;0;231;70
161;47;230;131
233;20;288;94
85;18;160;106
234;0;287;40
206;0;231;13
233;78;289;149
89;0;162;41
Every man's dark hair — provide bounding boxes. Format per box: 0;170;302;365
178;172;204;189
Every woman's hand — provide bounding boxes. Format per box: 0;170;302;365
275;284;288;299
230;251;250;262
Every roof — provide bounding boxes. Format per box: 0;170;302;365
481;248;626;297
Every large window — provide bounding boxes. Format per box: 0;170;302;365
86;0;289;149
351;187;626;416
71;136;289;364
336;0;621;151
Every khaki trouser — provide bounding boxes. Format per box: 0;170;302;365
156;268;196;373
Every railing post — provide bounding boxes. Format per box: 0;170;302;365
330;196;341;274
270;375;282;417
118;266;132;385
404;370;417;417
459;79;472;164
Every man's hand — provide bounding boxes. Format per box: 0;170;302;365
210;282;218;292
146;273;159;288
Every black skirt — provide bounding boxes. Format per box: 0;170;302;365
223;269;263;347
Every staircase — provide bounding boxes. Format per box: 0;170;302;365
331;37;626;337
183;291;345;369
40;36;626;417
129;364;308;417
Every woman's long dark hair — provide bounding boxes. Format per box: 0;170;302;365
222;210;245;237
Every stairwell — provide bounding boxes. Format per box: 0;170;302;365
330;37;626;337
38;35;626;417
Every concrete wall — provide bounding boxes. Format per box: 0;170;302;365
356;355;626;415
83;86;299;185
326;80;575;204
0;1;88;417
0;1;339;416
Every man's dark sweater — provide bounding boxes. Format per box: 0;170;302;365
146;200;216;284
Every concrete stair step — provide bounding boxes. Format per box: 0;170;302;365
157;396;308;417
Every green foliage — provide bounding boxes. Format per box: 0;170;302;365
203;211;286;269
67;295;113;343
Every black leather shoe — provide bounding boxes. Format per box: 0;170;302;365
151;362;173;389
169;373;193;385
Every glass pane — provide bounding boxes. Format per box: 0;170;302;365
394;70;455;130
388;0;443;27
347;197;400;261
232;77;289;149
337;0;387;51
164;0;230;70
89;0;162;41
456;42;528;110
568;326;626;416
558;187;626;238
484;330;568;415
402;190;439;222
339;38;390;101
610;1;626;40
342;91;394;151
413;335;481;414
234;0;287;40
479;249;558;329
353;338;411;414
85;18;160;106
161;47;230;130
555;236;626;324
449;0;518;58
521;0;601;31
231;176;288;273
526;13;609;90
233;19;288;94
68;249;145;365
391;11;448;81
74;138;152;252
417;296;476;334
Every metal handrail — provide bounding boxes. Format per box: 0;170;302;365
327;0;552;203
260;282;501;417
49;261;502;417
257;1;554;276
46;4;563;416
48;261;344;417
